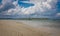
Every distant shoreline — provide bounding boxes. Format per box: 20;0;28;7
0;18;60;22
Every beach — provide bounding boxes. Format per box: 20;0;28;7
0;20;60;36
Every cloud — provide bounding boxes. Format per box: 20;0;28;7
0;3;15;12
0;0;16;13
6;0;57;15
56;13;60;16
0;0;58;18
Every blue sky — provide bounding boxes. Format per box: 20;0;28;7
0;0;60;19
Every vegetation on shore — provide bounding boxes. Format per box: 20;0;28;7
0;18;49;20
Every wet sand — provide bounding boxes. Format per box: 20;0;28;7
0;20;60;36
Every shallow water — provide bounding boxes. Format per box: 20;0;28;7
16;20;60;28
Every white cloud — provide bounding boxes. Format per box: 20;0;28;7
42;2;51;9
5;0;57;15
47;0;52;2
56;13;60;16
0;0;16;12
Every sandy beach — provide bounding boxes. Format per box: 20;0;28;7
0;20;60;36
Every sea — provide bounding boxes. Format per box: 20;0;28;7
16;20;60;28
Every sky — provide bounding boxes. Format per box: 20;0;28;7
0;0;60;19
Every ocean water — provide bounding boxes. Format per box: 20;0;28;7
16;20;60;29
